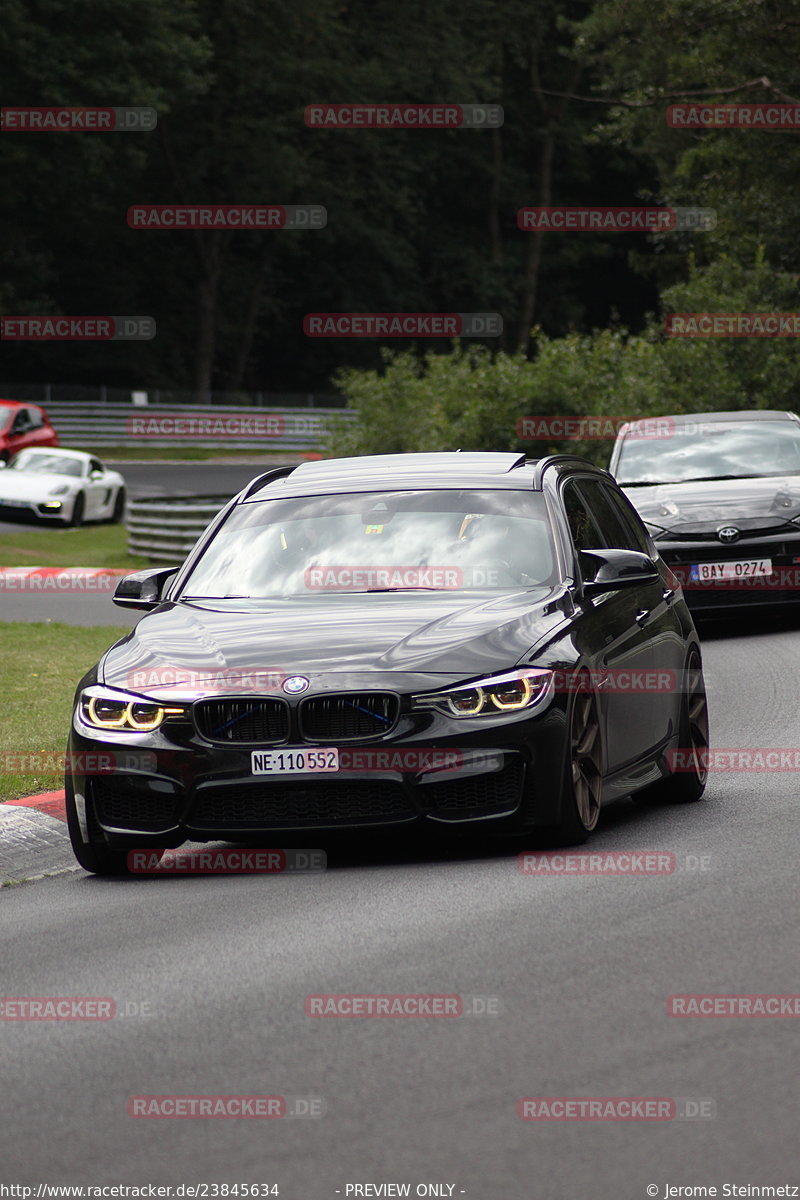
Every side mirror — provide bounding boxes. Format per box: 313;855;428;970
113;566;180;611
580;549;660;596
90;469;103;480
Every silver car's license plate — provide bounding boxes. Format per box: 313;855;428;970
251;747;339;774
690;558;772;582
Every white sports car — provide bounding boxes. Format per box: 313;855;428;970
0;448;126;526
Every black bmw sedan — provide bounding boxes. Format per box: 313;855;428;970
610;409;800;611
65;452;708;873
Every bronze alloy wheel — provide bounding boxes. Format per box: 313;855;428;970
569;685;603;833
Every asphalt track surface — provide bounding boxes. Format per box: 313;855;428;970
0;461;284;625
1;608;799;1195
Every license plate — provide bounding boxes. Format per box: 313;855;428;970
251;747;339;775
690;558;772;583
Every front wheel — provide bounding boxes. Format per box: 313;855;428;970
68;492;85;528
546;681;604;844
635;648;709;805
65;775;145;875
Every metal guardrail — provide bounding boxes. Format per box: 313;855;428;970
1;382;344;408
36;402;354;451
127;495;230;563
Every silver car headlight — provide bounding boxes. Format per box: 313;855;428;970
413;669;553;718
79;686;184;733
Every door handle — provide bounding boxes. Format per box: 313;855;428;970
635;609;650;626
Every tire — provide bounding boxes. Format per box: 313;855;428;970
68;492;85;528
110;487;126;523
547;677;604;844
65;775;137;875
635;647;709;805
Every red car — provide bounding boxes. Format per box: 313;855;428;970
0;400;59;462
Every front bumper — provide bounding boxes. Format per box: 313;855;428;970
0;497;66;520
656;533;800;610
67;693;569;843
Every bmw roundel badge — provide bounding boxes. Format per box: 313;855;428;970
283;675;310;694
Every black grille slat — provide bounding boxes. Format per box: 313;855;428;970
189;781;414;828
299;693;399;741
194;698;289;744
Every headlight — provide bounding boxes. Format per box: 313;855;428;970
48;484;70;496
413;669;553;718
79;687;184;732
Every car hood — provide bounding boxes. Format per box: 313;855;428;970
100;589;570;696
0;471;76;498
622;475;800;535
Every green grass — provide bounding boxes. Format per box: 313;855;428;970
0;622;132;802
0;522;148;568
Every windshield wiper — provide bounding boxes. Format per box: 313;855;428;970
622;473;770;486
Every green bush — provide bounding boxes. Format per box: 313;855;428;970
325;253;800;468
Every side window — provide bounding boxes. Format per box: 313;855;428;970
600;483;651;554
11;410;29;434
27;407;44;430
575;478;638;551
89;458;104;475
563;480;606;553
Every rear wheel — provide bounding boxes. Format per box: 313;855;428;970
635;648;708;805
547;680;604;844
110;487;126;523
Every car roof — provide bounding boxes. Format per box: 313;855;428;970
620;409;799;430
0;399;28;410
241;451;609;501
15;446;91;462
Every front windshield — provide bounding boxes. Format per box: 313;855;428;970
180;489;558;598
0;409;13;433
616;420;800;485
9;452;84;477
